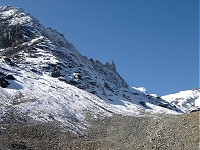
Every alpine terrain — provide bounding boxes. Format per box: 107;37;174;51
0;6;199;150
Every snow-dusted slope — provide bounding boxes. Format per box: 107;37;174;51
162;89;200;113
0;6;188;133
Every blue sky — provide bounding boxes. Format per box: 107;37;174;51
0;0;199;95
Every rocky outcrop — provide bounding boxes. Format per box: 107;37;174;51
0;76;8;88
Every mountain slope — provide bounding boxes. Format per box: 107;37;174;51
162;89;200;113
0;6;193;134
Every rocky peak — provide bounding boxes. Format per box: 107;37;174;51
0;6;128;99
105;61;116;72
0;6;41;28
0;6;43;49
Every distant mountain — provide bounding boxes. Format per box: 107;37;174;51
0;6;197;134
162;89;200;113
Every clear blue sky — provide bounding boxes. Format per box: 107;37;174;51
0;0;199;95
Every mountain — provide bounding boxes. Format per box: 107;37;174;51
0;6;199;149
162;89;200;113
0;6;198;133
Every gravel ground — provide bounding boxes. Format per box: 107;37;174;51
0;112;199;150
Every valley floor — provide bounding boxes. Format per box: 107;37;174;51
0;112;199;150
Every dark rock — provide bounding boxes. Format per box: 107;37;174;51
58;77;67;82
190;108;200;113
4;57;11;62
51;70;61;78
0;24;23;49
3;57;16;66
31;69;38;73
139;101;151;109
0;77;8;88
68;80;78;85
5;74;15;80
0;72;6;76
104;82;114;92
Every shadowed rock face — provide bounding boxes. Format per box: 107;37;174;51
0;6;40;49
0;112;198;150
0;76;8;88
0;23;23;48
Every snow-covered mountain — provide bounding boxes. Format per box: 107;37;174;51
0;6;197;133
162;89;200;113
